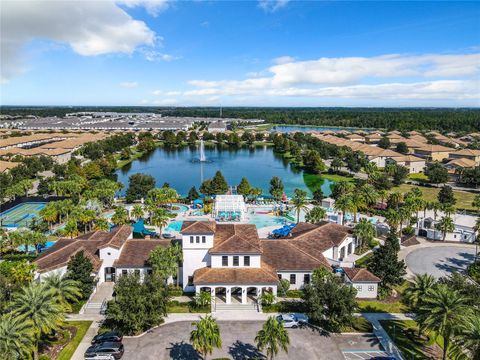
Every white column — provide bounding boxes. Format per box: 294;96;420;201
195;286;200;296
272;286;277;301
226;287;231;304
241;287;247;304
210;287;215;302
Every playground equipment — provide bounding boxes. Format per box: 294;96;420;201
132;219;156;237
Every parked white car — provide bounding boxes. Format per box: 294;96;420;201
276;313;309;328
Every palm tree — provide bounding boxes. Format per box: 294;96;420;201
151;208;170;235
255;316;290;360
450;313;480;360
358;184;379;207
131;204;144;221
190;315;222;360
436;216;455;242
403;274;436;313
335;194;353;225
11;283;64;360
39;204;58;229
63;219;79;239
353;218;375;248
111;206;129;226
305;206;326;224
417;285;467;360
0;314;35;360
44;273;82;312
94;217;110;232
194;291;212;307
384;208;401;232
291;189;308;223
349;191;366;223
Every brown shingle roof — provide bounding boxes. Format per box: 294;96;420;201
193;266;279;285
343;268;380;283
286;221;352;253
181;221;216;234
261;239;331;271
209;224;262;254
446;158;476;168
34;225;132;273
113;239;172;268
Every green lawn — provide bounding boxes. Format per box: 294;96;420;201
392;184;477;210
320;173;355;183
408;173;429;183
355;252;373;268
357;299;407;313
56;321;92;360
380;320;444;360
342;316;374;333
167;301;209;313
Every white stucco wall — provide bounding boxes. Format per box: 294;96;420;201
345;278;378;299
116;267;175;284
211;254;261;268
183;249;210;292
98;246;121;283
278;271;312;290
36;266;68;281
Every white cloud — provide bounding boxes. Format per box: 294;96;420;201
120;81;139;88
258;0;290;12
181;52;480;102
142;50;181;62
1;0;157;82
116;0;170;17
273;55;295;65
153;90;181;96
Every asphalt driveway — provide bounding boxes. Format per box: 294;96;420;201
405;246;476;278
123;320;382;360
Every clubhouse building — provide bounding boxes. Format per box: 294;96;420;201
35;220;380;305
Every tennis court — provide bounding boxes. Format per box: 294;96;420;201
0;202;46;227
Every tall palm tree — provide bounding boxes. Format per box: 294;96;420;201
358;184;379;207
151;208;170;235
44;273;82;312
417;285;467;360
353;218;375;248
305;206;327;224
403;274;436;313
349;191;366;223
39;205;58;229
335;194;353;225
450;313;480;360
436;216;455;242
11;283;64;360
0;314;35;360
94;217;110;232
384;208;401;232
255;316;290;360
291;189;308;223
63;219;79;239
131;204;144;221
190;315;222;360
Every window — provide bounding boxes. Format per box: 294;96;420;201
134;269;140;276
304;274;310;284
222;256;228;266
233;256;239;266
196;236;200;243
368;285;375;292
122;270;127;275
289;274;296;284
190;236;194;244
278;274;282;280
356;285;362;292
188;276;194;286
202;236;206;243
244;256;250;266
147;269;153;275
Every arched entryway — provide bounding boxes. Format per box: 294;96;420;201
214;287;227;304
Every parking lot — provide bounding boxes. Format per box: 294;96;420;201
123;320;384;360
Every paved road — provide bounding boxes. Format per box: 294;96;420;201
405;246;476;278
123;320;382;360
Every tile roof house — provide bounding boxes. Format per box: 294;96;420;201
413;144;452;161
343;268;380;299
35;225;133;282
449;149;480;165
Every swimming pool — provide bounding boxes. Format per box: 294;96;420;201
1;202;46;227
19;240;56;253
169;204;190;214
248;213;292;229
164;220;184;233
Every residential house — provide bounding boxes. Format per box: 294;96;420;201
386;155;426;174
413;144;452;161
342;268;380;299
449;149;480;165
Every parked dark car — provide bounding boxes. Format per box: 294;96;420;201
91;331;123;345
85;341;124;359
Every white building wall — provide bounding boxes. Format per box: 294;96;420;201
278;271;312;290
36;266;68;281
211;254;261;268
183;249;211;292
98;247;121;283
345;278;378;299
116;267;174;284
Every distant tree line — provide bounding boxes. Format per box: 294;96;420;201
2;106;479;132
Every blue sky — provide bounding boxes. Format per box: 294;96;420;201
1;0;479;107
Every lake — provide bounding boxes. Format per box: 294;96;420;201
271;125;373;133
116;145;334;197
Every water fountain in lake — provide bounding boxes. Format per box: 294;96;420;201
192;139;211;163
199;139;206;162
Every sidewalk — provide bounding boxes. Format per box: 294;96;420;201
362;313;415;360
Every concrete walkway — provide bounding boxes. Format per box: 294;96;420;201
362;313;414;360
